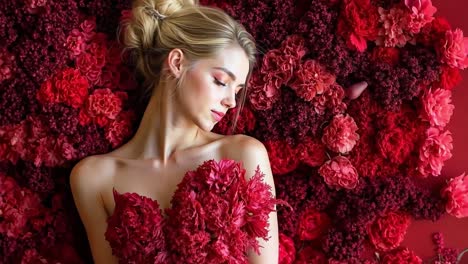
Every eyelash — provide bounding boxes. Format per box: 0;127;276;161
214;78;227;87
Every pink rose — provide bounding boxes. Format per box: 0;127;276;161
418;127;453;177
290;60;335;101
279;233;296;264
368;212;411;251
441;172;468;218
437;29;468;69
322;114;359;153
297;208;330;240
319;156;359;189
382;247;422;263
421;88;454;128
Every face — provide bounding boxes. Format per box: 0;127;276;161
174;44;250;131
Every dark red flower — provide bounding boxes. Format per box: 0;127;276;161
297;208;330;240
279;233;296;264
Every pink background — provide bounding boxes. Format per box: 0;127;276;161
402;0;468;261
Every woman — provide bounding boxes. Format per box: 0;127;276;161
70;0;280;263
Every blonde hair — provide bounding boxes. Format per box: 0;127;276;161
120;0;257;133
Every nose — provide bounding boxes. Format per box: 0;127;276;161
221;89;237;109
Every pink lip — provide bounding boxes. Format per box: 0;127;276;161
211;110;225;122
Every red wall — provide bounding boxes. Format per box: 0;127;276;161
402;0;468;260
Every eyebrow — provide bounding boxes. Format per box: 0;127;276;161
213;67;245;88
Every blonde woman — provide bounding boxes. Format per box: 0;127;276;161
70;0;280;263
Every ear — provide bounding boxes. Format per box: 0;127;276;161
166;48;185;79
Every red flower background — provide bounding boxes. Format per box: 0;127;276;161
1;0;468;263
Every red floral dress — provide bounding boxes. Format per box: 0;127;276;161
104;159;279;264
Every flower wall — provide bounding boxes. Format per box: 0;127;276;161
0;0;467;263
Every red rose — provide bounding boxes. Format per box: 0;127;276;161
297;137;326;167
371;47;400;65
381;247;422;264
337;0;379;51
377;128;413;164
264;140;300;175
290;60;335;101
36;68;89;108
279;233;296;264
294;246;327;264
297;208;330;241
368;211;411;251
319;156;359;190
436;65;462;90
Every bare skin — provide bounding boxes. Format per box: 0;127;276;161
70;45;280;263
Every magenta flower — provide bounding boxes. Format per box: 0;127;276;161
322;114;359;154
418;127;453;177
318;156;359;190
438;28;468;69
441;172;468;218
421;88;454;128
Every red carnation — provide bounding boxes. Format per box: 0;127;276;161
290;60;335;101
294;246;327;264
264;140;300;175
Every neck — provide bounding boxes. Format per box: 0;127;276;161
125;85;202;164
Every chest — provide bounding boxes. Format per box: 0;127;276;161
103;153;223;217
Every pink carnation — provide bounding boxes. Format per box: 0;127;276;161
404;0;437;34
376;7;413;47
421;88;454;128
322;114;359;153
441;172;468;218
438;29;468;69
312;83;347;115
290;60;335;101
318;156;359;190
418;127;453;177
65;29;86;58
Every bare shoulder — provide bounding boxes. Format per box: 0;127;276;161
221;135;273;184
70;154;116;197
222;134;268;157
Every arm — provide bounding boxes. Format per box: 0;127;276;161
70;157;119;264
229;135;279;264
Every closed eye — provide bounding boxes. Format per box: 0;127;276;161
214;78;227;87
